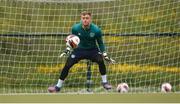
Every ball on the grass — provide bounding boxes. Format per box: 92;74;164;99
116;83;129;93
161;83;172;92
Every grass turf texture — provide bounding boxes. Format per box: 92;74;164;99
0;93;180;103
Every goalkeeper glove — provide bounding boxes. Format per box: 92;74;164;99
102;52;116;64
59;47;71;57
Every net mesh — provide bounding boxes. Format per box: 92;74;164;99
0;0;179;94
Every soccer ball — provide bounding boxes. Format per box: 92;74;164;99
116;83;129;93
161;83;172;92
66;34;80;48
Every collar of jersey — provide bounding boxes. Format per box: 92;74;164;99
80;22;91;31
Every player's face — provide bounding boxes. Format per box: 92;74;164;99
81;14;91;27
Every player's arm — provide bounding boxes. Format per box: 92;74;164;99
59;47;71;57
59;25;77;57
96;30;116;64
96;29;106;52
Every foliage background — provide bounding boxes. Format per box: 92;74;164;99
0;0;179;93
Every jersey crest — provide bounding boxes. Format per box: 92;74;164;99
90;32;95;37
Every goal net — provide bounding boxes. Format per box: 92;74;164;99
0;0;179;94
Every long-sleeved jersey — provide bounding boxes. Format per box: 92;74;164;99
71;22;105;52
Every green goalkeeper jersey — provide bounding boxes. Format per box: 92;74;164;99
71;22;105;52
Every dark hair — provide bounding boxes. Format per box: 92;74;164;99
81;11;91;16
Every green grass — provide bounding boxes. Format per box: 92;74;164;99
0;93;180;103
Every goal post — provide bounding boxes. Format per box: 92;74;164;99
0;0;179;94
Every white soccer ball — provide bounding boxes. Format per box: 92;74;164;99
116;83;129;93
161;83;172;93
65;34;80;48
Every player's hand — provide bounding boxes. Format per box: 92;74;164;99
59;47;71;57
102;52;116;64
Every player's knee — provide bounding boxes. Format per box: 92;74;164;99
65;59;78;68
96;55;104;63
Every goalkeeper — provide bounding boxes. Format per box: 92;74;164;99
48;11;115;93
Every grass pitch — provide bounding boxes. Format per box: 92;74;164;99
0;93;180;103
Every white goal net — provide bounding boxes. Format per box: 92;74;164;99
0;0;179;94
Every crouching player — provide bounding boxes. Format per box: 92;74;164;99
48;11;115;93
